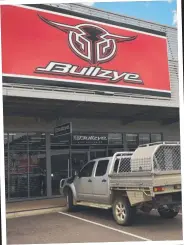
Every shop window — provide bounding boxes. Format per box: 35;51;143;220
90;146;107;160
51;134;70;149
139;133;150;145
4;133;8;199
5;132;46;200
51;151;70;195
28;133;46;198
151;133;162;143
126;134;138;151
50;134;71;195
95;160;109;177
72;152;88;173
108;133;123;145
108;145;124;157
8;133;29;199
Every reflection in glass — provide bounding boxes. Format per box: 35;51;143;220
72;152;88;174
51;150;70;195
126;134;138;151
4;133;8;199
90;150;106;160
5;132;47;200
8;133;28;198
51;134;70;195
90;146;107;160
151;133;162;143
28;133;46;197
139;134;150;145
108;146;124;157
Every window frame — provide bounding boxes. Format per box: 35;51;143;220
125;132;163;149
138;133;151;145
126;133;139;151
150;133;163;143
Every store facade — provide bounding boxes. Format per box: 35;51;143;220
3;115;179;201
2;3;179;201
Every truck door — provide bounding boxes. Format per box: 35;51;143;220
92;159;110;204
74;160;96;201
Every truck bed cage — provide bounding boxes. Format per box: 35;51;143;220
110;142;181;174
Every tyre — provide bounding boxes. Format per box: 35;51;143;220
158;208;179;219
112;197;135;226
66;189;75;212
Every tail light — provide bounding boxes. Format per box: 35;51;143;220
153;186;165;192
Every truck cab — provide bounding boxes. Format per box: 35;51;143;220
61;157;112;204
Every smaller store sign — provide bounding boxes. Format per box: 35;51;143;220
108;133;123;145
72;134;108;145
54;123;72;137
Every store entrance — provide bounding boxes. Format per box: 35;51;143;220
90;146;107;160
51;149;70;195
71;150;89;175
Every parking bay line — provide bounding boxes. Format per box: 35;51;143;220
59;212;151;241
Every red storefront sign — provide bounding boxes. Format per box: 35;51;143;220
1;5;171;97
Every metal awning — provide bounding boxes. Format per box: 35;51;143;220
3;95;179;126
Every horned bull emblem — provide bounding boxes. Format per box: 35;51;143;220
38;14;137;64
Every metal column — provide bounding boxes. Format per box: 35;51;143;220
46;132;52;197
27;133;30;198
7;133;10;200
123;133;128;151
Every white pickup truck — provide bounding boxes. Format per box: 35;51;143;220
60;142;181;226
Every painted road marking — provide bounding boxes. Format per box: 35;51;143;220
59;212;151;241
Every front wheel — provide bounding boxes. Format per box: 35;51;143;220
66;189;75;212
158;207;179;219
112;197;135;226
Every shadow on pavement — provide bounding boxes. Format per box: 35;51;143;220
72;206;182;227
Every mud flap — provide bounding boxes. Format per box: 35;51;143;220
126;191;152;206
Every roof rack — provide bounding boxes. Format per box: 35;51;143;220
138;141;180;148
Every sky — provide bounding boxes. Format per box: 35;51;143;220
81;0;177;27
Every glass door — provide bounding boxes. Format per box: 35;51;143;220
90;146;107;160
51;149;70;195
71;150;89;175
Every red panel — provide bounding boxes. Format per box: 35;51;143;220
1;5;171;95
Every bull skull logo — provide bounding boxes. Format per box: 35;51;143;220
38;14;137;64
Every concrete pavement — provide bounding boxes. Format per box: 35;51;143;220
6;207;183;243
6;197;66;219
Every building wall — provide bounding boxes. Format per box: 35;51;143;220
3;4;180;202
4;116;180;141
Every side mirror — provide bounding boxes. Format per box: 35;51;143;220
74;170;79;176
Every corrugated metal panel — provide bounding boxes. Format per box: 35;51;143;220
35;4;179;108
166;28;178;61
168;60;179;105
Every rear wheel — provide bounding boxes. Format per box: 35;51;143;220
112;197;135;226
158;207;179;219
